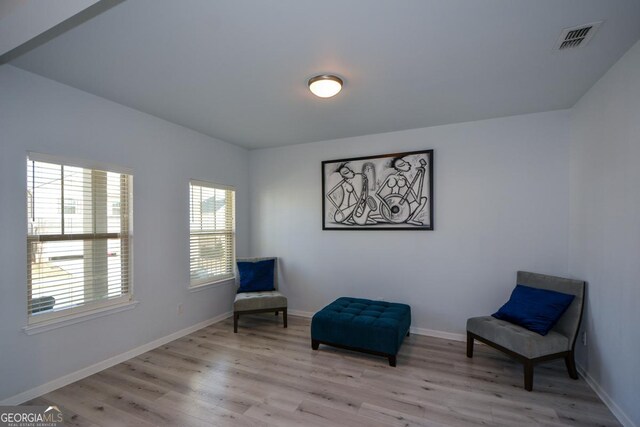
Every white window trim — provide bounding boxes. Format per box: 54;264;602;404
26;152;134;329
188;179;236;289
188;276;236;293
189;179;234;192
29;294;132;325
27;151;133;176
190;271;235;288
23;299;139;335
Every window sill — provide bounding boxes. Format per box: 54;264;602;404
189;277;235;293
23;300;139;335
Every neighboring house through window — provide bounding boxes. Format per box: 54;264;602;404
189;180;235;287
27;153;133;324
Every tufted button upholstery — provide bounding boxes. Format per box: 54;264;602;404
311;297;411;358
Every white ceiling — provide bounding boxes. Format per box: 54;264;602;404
11;0;640;149
0;0;101;57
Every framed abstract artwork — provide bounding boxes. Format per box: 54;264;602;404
322;149;433;230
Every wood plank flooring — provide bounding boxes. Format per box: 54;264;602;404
25;315;619;426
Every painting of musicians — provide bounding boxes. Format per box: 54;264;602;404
322;149;433;230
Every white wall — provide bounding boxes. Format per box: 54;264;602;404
249;110;571;335
0;65;249;401
569;40;640;427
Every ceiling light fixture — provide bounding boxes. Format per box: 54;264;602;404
308;74;343;98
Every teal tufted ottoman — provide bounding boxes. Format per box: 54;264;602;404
311;297;411;366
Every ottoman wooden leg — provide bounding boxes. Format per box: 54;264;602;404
233;313;239;333
388;355;397;367
312;339;319;350
283;308;288;328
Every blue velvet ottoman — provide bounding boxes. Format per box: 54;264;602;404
311;297;411;366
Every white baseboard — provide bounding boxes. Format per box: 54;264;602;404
287;309;314;318
577;364;636;427
1;311;232;406
287;310;467;342
409;326;466;342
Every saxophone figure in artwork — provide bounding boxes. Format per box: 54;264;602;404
326;164;378;225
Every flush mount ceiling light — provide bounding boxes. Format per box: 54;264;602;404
308;74;343;98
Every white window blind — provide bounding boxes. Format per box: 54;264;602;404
189;180;235;287
27;155;132;324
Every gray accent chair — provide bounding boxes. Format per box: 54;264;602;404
233;257;287;333
466;271;585;391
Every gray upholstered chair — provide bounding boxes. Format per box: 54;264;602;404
233;257;287;333
466;271;585;391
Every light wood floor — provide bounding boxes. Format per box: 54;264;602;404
26;315;619;426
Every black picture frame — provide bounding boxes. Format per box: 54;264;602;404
322;149;434;230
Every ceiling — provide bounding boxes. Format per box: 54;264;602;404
10;0;640;149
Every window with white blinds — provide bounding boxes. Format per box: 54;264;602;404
27;154;132;324
189;180;235;287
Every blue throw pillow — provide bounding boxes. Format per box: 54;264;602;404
237;259;275;293
492;284;575;336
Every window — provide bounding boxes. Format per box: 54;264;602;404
63;198;77;215
27;153;132;324
189;180;235;287
111;201;121;216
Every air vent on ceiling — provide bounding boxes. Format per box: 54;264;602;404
555;21;602;50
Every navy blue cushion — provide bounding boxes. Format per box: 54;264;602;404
492;284;575;336
237;259;275;293
311;297;411;355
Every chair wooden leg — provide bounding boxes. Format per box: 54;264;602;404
524;360;534;391
565;351;578;379
406;330;410;337
466;332;474;358
233;313;239;333
275;311;278;315
283;308;288;328
312;339;319;350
